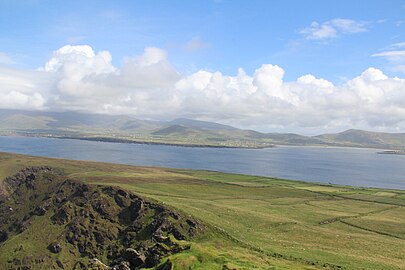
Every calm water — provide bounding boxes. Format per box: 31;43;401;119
0;136;404;190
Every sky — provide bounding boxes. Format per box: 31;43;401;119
0;0;405;134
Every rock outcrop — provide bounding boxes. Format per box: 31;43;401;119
0;167;204;270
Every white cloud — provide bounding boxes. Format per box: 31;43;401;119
0;52;14;65
38;46;180;115
373;42;405;74
119;47;180;88
297;74;334;88
386;42;405;49
301;18;368;40
185;37;211;52
0;91;45;109
372;50;405;62
43;45;115;73
329;19;368;33
0;66;49;110
0;45;404;133
301;22;337;40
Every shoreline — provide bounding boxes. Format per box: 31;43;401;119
377;150;405;155
56;136;274;149
1;133;404;151
0;133;275;149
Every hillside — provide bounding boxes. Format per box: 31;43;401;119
315;129;405;149
0;110;161;133
264;133;325;145
0;166;203;270
0;109;405;149
169;118;236;131
0;153;404;269
152;124;202;136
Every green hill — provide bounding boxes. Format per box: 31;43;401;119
0;152;404;269
0;166;203;270
152;124;203;136
169;118;236;131
316;129;405;149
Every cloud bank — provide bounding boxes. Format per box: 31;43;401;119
0;45;405;133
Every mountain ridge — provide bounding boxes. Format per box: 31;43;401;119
0;109;404;150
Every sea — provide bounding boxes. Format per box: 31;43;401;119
0;136;404;190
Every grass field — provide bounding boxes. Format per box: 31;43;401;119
0;152;404;269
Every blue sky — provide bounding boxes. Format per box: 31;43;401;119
0;0;405;133
1;0;404;81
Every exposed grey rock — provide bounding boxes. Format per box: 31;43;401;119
48;242;62;253
123;248;146;268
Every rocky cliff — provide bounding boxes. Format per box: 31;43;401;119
0;167;203;270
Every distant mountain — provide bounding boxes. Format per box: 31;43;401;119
0;109;404;149
169;118;236;131
262;129;405;149
264;133;325;145
315;129;405;149
0;113;52;130
152;124;203;136
0;109;161;133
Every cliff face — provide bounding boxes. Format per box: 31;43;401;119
0;167;203;270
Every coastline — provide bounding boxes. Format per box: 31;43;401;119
0;133;275;149
377;150;405;155
55;136;273;149
1;132;404;151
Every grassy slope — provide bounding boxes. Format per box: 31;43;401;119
0;152;404;269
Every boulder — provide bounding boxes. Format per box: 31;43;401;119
123;248;146;267
48;242;62;253
32;206;47;216
110;261;131;270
